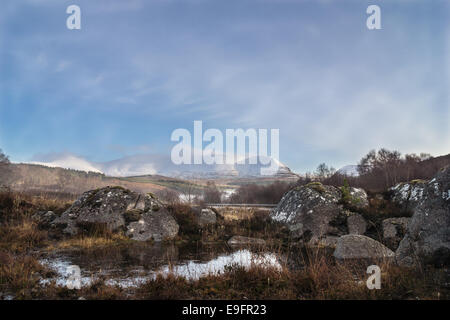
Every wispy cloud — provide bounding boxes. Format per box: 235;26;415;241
0;0;448;172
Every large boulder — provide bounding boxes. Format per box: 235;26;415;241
334;235;395;261
390;180;427;211
382;217;410;250
126;210;179;241
52;186;178;241
270;182;348;242
396;167;450;267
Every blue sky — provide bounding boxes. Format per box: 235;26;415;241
0;0;448;173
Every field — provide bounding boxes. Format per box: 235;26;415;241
0;190;448;300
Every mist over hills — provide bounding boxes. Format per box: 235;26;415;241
29;153;297;179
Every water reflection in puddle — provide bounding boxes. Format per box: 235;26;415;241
39;243;283;288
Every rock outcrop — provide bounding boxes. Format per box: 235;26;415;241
126;210;179;241
270;183;345;242
333;235;395;260
390;180;427;211
396;167;450;267
347;213;367;235
52;186;178;241
32;210;57;229
348;187;369;210
382;217;410;250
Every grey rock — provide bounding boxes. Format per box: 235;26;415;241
196;208;217;227
334;235;395;260
227;236;266;246
270;183;347;242
32;211;57;228
391;180;427;211
52;186;178;241
53;186;138;235
126;210;179;241
382;217;410;250
347;214;367;235
396;167;450;267
349;187;369;209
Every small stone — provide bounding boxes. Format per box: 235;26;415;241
333;234;395;260
347;214;367;235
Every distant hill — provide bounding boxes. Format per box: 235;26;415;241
0;163;298;197
2;163;186;195
28;153;298;179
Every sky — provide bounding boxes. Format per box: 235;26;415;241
0;0;449;174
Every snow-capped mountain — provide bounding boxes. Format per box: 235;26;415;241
337;165;359;176
27;153;296;179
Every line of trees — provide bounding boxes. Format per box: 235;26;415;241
323;148;449;191
228;181;295;204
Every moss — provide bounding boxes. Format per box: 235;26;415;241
409;179;427;185
306;182;326;193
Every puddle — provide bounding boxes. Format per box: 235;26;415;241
39;243;283;288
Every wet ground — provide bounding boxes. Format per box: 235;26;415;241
39;242;285;288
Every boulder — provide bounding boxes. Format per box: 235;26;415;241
195;208;217;227
52;186;178;241
32;211;57;228
382;217;410;249
347;213;367;235
390;180;427;211
396;167;450;267
270;182;348;242
348;187;369;209
227;236;266;246
333;234;395;260
126;210;179;241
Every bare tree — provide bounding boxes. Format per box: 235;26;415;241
315;163;336;181
156;189;181;206
203;181;222;204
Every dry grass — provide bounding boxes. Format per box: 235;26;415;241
169;203;289;245
0;220;48;253
135;249;448;300
0;250;55;299
0;190;448;300
47;234;130;250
